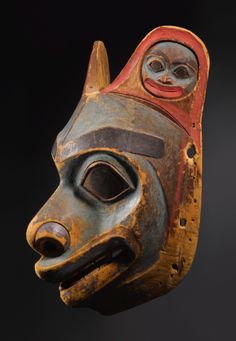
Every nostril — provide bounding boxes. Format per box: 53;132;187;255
34;222;70;258
35;238;65;257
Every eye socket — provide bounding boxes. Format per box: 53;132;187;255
81;163;133;202
173;65;191;79
148;59;165;73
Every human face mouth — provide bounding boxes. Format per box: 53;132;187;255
144;78;184;99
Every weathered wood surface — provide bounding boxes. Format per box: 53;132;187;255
26;26;209;314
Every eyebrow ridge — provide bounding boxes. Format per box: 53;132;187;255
57;127;165;161
171;60;198;72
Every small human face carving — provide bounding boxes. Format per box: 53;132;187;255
142;42;198;99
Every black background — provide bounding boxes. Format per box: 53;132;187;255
2;1;236;340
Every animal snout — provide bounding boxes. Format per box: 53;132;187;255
33;222;70;258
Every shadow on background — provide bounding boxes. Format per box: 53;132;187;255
1;1;235;340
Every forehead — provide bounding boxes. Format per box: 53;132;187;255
54;93;189;163
145;41;198;66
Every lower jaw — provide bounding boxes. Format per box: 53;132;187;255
59;261;126;306
59;229;140;306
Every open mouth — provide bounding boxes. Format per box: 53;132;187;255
144;78;183;98
59;240;134;290
57;236;139;306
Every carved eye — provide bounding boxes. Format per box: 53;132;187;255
82;163;133;202
148;59;164;73
173;65;190;79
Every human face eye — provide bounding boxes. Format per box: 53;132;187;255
172;64;192;79
147;57;165;73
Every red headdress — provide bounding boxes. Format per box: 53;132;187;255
102;26;209;151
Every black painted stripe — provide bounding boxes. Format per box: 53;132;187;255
57;127;164;160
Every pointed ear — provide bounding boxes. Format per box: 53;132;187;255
83;41;110;95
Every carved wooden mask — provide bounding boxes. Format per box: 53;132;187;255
26;26;209;314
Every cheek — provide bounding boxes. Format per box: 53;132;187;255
142;65;151;80
174;76;197;90
142;65;165;82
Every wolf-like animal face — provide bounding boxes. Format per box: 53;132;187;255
26;26;209;314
